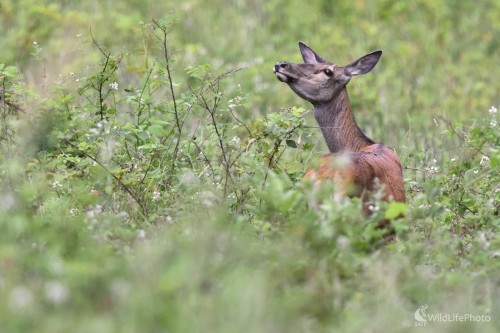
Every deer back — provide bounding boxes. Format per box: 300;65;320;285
304;144;406;203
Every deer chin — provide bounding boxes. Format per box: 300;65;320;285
274;71;291;82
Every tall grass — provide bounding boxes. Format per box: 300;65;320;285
0;1;499;332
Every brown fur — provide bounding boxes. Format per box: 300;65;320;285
304;144;406;205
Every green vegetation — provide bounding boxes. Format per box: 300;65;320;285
1;0;499;332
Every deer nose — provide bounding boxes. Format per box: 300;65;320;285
274;62;288;72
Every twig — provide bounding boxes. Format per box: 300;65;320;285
89;29;123;121
152;19;185;187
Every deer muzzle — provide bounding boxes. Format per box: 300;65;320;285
274;62;296;82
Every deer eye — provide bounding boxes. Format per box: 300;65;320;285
323;69;333;77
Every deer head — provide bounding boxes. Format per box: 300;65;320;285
274;42;382;105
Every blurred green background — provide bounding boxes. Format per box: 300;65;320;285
3;0;500;123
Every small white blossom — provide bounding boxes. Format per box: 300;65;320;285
426;166;439;175
137;229;146;239
450;157;456;162
368;204;380;212
52;180;62;188
152;191;160;201
490;120;497;127
97;119;107;128
473;170;479;174
44;281;69;305
9;286;34;310
336;236;350;248
86;204;103;219
480;155;490;167
488;106;497;114
109;82;119;90
231;136;241;147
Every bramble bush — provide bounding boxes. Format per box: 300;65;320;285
0;13;499;333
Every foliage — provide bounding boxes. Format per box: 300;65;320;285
1;1;499;332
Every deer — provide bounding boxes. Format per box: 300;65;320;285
273;42;405;215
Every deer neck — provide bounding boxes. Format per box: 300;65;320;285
314;89;374;153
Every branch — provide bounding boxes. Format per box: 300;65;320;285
65;140;147;216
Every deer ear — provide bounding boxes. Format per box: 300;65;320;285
344;50;382;76
299;42;326;64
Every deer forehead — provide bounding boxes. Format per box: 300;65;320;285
292;63;344;76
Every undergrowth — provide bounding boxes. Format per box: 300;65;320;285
0;17;498;333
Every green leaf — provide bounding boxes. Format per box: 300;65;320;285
286;139;298;148
148;125;165;136
385;202;408;219
136;131;149;141
2;66;19;78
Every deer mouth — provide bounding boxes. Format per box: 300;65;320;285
273;66;297;83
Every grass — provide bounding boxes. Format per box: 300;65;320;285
0;1;499;332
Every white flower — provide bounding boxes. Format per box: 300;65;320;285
52;180;62;188
490;120;497;127
97;119;107;128
9;286;34;310
450;157;456;162
152;191;160;201
231;136;241;147
44;281;69;305
109;82;119;90
426;166;439;175
473;170;479;174
480;155;490;167
137;229;146;239
488;106;497;114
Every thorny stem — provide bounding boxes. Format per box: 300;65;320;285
152;19;184;187
89;29;122;122
262;125;300;190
